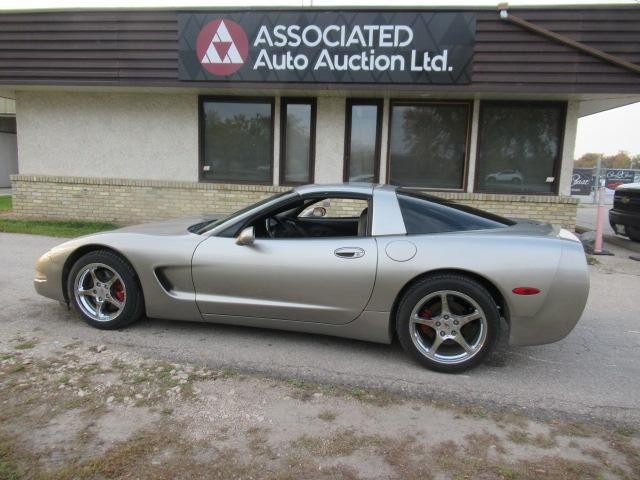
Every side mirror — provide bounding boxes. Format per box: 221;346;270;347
235;226;255;246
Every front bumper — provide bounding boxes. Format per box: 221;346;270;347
34;252;67;303
609;209;640;230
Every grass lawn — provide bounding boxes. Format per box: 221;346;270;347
0;219;118;237
0;195;11;212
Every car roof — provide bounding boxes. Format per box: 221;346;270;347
293;183;395;196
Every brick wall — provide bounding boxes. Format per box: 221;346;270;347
10;175;579;229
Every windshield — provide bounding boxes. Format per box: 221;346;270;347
192;190;295;235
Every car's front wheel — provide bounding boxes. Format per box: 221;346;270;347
396;274;499;373
67;250;144;330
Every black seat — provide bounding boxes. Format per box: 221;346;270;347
357;208;368;236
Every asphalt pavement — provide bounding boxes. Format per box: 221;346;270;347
1;232;639;426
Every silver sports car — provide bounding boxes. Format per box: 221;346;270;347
34;184;589;373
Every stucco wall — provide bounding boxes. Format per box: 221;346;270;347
15;91;199;182
314;96;345;183
559;100;579;196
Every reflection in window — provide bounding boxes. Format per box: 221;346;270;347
201;99;273;183
388;102;470;189
476;102;565;194
281;99;315;184
345;100;382;183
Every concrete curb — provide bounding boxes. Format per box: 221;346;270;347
576;225;640;253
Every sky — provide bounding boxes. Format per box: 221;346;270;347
575;102;640;158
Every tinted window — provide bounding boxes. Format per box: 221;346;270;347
345;100;382;183
0;116;16;134
476;101;565;194
201;99;273;183
397;191;513;234
389;102;470;189
281;99;315;184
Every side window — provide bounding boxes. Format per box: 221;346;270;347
397;192;512;235
255;196;370;239
299;198;368;219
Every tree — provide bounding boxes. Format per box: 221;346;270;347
574;152;603;168
574;151;636;169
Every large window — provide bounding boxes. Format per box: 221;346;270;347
280;98;316;185
475;101;565;194
200;97;274;183
388;101;471;190
344;99;382;183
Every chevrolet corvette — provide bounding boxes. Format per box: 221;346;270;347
34;184;589;372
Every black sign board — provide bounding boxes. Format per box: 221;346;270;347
178;11;475;84
571;168;594;196
605;169;636;190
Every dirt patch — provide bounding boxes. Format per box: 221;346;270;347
1;339;638;480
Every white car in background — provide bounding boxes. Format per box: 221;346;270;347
485;170;524;184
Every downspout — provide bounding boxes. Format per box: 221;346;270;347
497;3;640;76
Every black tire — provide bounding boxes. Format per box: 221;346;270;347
67;250;144;330
396;274;500;373
627;227;640;243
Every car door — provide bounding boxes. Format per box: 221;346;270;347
191;235;377;325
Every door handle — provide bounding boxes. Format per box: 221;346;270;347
334;247;365;259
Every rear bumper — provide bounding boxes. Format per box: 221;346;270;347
508;241;589;346
609;209;640;229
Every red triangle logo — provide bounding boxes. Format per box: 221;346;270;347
213;42;232;61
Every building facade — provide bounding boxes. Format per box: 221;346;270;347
1;6;640;227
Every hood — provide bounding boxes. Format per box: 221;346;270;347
616;182;640;192
113;215;223;236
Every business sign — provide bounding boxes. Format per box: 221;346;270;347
571;168;594;196
605;169;636;190
178;11;475;84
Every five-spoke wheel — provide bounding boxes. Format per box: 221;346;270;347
74;263;127;322
397;274;499;373
68;250;144;329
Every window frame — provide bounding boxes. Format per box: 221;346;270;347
279;97;317;186
343;98;383;183
385;99;473;193
473;100;567;196
198;95;275;185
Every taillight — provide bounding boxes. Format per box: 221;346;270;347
512;287;541;295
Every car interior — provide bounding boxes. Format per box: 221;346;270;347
251;196;370;239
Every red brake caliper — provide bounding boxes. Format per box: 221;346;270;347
113;281;125;303
418;309;432;333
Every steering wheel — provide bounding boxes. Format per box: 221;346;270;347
265;216;286;238
284;218;308;238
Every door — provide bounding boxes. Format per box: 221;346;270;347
191;235;377;325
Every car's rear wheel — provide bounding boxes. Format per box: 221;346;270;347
67;250;144;330
396;274;499;373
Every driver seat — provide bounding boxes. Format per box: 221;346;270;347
357;208;368;236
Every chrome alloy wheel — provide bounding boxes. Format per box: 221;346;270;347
409;290;488;365
73;263;127;322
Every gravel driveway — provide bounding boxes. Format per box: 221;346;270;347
1;232;639;426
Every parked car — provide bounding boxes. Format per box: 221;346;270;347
34;184;589;373
610;182;640;242
485;169;524;184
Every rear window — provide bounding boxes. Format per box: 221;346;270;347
396;190;514;235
